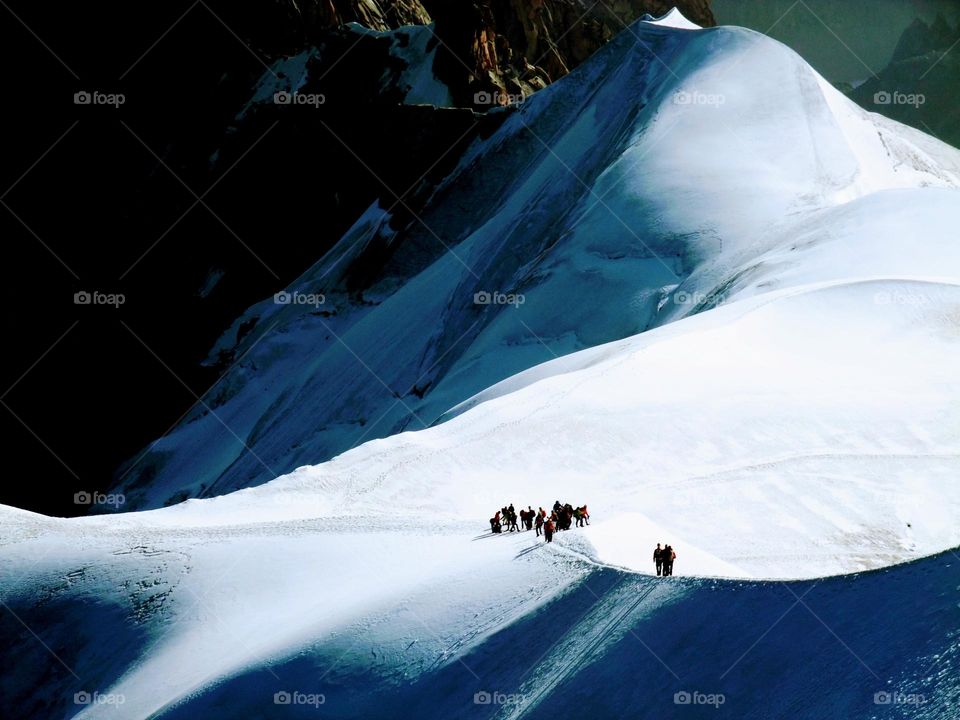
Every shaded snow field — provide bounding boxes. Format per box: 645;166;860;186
3;9;960;719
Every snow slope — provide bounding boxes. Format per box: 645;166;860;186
112;6;960;510
5;256;960;717
52;275;960;580
4;8;960;719
3;506;960;718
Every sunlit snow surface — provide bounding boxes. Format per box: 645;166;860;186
113;1;960;513
3;9;960;719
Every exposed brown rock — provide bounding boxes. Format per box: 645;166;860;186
212;0;714;105
423;1;716;106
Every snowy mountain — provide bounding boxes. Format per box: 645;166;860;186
113;7;960;511
2;0;718;519
3;9;960;719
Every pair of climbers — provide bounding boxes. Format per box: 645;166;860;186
518;506;536;531
502;504;519;532
490;504;534;533
653;543;677;576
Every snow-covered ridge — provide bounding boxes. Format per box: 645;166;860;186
4;273;960;718
4;13;960;718
111;10;960;512
12;2;960;581
42;273;960;577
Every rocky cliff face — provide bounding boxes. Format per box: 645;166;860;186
213;0;433;52
453;0;716;104
213;0;716;105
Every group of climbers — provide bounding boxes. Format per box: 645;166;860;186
487;505;680;576
489;501;590;543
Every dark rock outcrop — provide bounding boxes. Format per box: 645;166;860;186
890;14;958;64
209;0;434;53
212;0;716;106
460;0;716;104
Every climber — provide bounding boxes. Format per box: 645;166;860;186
544;517;555;543
663;545;676;576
